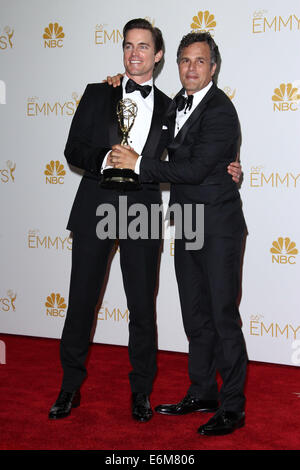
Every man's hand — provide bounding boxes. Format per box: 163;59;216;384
102;73;124;88
109;144;139;169
227;161;242;183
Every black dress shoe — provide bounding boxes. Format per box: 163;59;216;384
155;394;219;415
49;389;80;419
198;410;245;436
132;393;153;422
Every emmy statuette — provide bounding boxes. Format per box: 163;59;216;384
101;98;140;190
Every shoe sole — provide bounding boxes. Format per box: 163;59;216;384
48;402;80;420
132;410;153;422
155;407;219;416
198;419;245;436
132;415;153;423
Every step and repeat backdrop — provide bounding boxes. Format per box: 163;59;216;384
1;0;299;366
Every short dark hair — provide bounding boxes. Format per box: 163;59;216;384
176;32;220;67
122;18;164;55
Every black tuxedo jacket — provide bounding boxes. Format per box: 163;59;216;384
140;83;245;236
64;82;171;234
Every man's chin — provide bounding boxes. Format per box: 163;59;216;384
126;67;144;76
185;88;199;95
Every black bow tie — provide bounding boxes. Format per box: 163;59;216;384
125;78;152;98
175;94;194;113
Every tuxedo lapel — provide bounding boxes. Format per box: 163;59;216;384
168;83;217;152
165;98;176;138
108;82;123;145
141;86;167;156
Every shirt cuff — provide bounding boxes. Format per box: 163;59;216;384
135;155;142;174
101;150;112;173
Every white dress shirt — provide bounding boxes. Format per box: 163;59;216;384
135;80;213;173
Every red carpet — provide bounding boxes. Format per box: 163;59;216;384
0;334;299;451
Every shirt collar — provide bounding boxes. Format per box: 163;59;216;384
183;81;213;111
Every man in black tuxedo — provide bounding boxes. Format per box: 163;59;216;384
48;18;171;422
110;32;248;435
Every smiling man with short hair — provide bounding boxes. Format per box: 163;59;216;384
49;18;170;423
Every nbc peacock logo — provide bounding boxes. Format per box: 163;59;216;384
44;160;66;184
272;83;300;111
144;17;155;27
191;11;216;35
45;293;67;317
271;237;298;264
223;87;236;101
43;22;65;48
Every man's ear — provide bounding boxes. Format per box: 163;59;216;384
211;63;217;78
154;49;163;64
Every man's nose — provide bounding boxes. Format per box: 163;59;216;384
188;60;196;71
130;47;139;57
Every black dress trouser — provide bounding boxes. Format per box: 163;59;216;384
60;230;161;395
174;231;248;412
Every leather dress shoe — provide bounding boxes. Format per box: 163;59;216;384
49;389;80;419
198;410;245;436
155;394;219;415
132;393;153;422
